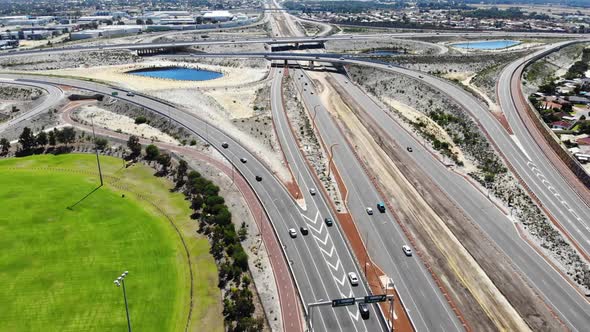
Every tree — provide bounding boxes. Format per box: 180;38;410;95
238;222;248;241
57;127;76;146
95;138;108;150
145;144;160;160
0;138;10;155
127;135;142;159
157;153;172;173
48;130;56;146
18;127;36;152
175;159;188;186
36;131;48;147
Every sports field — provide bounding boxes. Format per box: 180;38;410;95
0;154;223;332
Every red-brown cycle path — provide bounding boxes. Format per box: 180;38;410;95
60;101;304;332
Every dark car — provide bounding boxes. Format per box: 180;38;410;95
359;302;370;320
324;217;333;227
240;158;247;163
255;175;262;182
406;146;413;152
222;142;229;149
377;203;386;213
300;226;309;235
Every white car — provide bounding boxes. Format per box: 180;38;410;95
309;188;316;195
348;272;359;286
366;207;373;215
289;228;297;238
402;245;413;256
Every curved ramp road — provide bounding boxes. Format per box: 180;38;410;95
0;80;63;133
498;40;590;258
0;74;386;332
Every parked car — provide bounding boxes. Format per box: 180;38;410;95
221;142;229;148
377;202;386;213
348;272;359;286
289;228;297;238
324;217;333;227
366;207;373;215
359;302;370;320
402;245;413;256
300;226;309;235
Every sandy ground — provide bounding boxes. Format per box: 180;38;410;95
76;105;179;144
33;60;267;91
444;72;501;112
203;80;271;119
380;97;477;172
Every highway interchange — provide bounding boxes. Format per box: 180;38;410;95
1;8;590;332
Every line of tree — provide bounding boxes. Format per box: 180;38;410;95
126;135;263;331
565;48;590;79
11;126;77;156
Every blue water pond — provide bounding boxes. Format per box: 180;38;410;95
451;40;520;50
128;67;223;81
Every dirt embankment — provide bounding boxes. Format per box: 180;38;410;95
322;74;564;332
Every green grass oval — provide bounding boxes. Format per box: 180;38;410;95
0;154;222;332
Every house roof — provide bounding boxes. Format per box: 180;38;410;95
577;137;590;145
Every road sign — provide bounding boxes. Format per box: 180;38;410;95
364;294;387;303
332;297;355;307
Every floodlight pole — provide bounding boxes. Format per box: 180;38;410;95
121;279;131;332
90;116;103;186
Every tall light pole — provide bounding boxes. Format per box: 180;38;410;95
90;115;103;186
114;271;131;332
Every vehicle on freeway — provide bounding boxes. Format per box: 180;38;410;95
402;245;413;256
111;91;118;96
289;228;297;238
359;302;370;320
406;147;413;152
126;92;135;97
255;175;262;182
309;188;316;195
339;57;344;60
418;75;424;79
240;158;247;163
377;203;386;213
221;142;229;148
300;226;309;235
366;207;373;215
348;272;359;286
324;217;333;227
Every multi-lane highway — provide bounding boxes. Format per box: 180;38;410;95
498;40;590;258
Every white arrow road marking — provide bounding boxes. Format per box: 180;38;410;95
301;211;320;224
326;258;341;272
334;274;346;286
348;310;360;322
307;220;325;234
314;232;330;246
319;245;335;258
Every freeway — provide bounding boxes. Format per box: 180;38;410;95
324;69;590;331
498;40;590;258
0;79;63;133
269;67;383;331
290;67;464;331
1;73;387;332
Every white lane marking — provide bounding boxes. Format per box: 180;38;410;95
307;219;325;234
301;211;320;224
313;232;330;246
327;259;341;272
348;311;360;322
334;274;346;286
